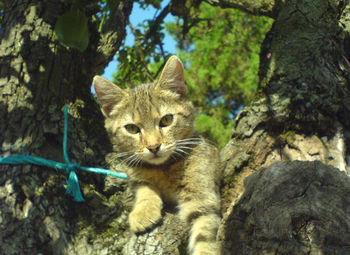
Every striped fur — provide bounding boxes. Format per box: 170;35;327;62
94;56;221;255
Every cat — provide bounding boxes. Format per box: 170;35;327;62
93;55;221;255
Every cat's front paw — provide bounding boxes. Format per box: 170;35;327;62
129;204;162;233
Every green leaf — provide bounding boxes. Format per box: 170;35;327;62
0;2;5;10
194;113;232;149
54;9;90;51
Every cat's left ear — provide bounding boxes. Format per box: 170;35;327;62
156;55;187;96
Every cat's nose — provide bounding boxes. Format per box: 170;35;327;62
147;144;161;154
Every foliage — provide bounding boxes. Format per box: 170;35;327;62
55;9;89;51
166;3;272;148
53;0;144;52
112;2;171;88
195;113;233;148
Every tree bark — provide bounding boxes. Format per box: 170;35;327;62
219;0;350;252
221;0;350;211
0;0;133;254
218;161;350;254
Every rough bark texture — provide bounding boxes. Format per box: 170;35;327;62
221;0;350;211
218;0;350;253
122;211;188;255
0;0;134;254
218;161;350;254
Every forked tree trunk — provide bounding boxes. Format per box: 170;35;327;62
2;0;350;254
0;0;132;254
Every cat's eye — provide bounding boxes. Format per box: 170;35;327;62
125;124;140;134
159;114;173;128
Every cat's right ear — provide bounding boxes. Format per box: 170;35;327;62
156;55;187;96
93;75;125;117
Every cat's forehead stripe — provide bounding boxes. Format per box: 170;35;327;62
130;87;164;124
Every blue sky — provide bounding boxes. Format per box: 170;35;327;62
102;0;177;81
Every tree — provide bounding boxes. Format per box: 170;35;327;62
220;0;350;208
0;0;133;253
219;0;350;252
1;0;350;254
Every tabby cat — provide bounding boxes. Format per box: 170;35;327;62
93;56;221;255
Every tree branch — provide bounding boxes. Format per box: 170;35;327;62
94;0;134;73
206;0;285;18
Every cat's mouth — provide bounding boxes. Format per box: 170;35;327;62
143;154;170;165
141;148;173;165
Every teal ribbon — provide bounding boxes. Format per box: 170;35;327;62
0;105;128;202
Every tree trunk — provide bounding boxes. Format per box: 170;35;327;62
0;0;133;254
221;0;350;210
220;0;350;252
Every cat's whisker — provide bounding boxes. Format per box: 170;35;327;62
129;160;138;168
135;157;142;167
176;139;202;144
175;144;199;149
175;148;190;156
176;143;201;147
115;152;133;157
134;158;142;167
178;137;216;146
172;150;186;160
110;151;134;163
128;155;142;167
119;158;132;167
134;154;144;167
179;137;202;140
116;150;133;155
176;146;194;150
175;148;193;155
119;154;138;167
178;138;202;142
167;143;178;150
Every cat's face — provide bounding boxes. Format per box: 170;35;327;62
93;56;195;165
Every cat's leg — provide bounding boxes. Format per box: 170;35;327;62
189;213;220;255
178;193;221;255
129;185;163;233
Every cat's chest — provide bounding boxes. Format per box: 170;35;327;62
129;161;186;197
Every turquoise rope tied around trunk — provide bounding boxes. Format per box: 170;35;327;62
0;105;128;202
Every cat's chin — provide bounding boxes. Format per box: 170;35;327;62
142;156;170;165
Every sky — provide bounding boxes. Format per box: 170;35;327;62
102;0;177;81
